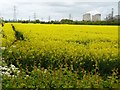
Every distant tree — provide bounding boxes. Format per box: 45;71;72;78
36;19;40;23
22;20;29;23
60;19;73;24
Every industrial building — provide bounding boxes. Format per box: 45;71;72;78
92;14;101;21
113;15;120;20
83;13;91;21
105;8;114;21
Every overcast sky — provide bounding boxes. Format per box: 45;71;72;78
0;0;119;21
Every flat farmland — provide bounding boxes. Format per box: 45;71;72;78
1;23;120;88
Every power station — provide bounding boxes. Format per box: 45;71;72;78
92;14;101;21
83;13;101;21
83;13;91;21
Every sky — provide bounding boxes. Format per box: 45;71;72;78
0;0;119;21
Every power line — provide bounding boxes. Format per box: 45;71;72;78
48;16;51;21
111;8;114;20
29;16;31;21
118;1;120;15
34;13;36;21
13;5;17;21
69;14;71;20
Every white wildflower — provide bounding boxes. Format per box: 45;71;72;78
26;75;29;77
7;68;10;72
10;64;15;68
1;47;5;50
4;66;7;68
2;67;7;70
0;64;21;77
9;70;12;74
5;72;10;75
8;74;11;77
9;50;12;53
15;68;18;70
12;45;16;48
17;71;20;74
44;69;47;73
2;72;5;75
12;75;15;77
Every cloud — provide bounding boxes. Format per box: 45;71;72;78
87;10;100;15
0;0;119;20
43;2;74;7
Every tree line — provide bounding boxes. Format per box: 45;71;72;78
4;19;120;25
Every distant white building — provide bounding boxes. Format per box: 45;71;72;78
83;13;91;21
92;14;101;21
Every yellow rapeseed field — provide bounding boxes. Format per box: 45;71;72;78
2;23;118;70
2;23;120;88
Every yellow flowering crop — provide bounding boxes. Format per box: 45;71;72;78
2;23;119;73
